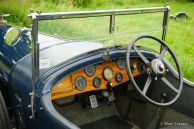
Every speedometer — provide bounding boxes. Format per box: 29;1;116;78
84;64;96;77
103;67;114;81
75;76;87;91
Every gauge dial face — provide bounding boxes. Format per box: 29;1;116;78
93;77;102;88
117;59;126;69
103;67;114;81
115;72;123;83
84;65;96;77
137;60;146;72
75;76;87;91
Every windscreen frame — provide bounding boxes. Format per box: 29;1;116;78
28;5;170;118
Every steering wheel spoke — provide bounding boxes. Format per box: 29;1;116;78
158;47;168;60
161;58;179;76
133;46;150;65
161;77;179;93
143;74;153;94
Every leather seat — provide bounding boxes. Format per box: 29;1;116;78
161;124;194;129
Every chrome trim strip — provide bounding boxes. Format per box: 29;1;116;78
31;13;39;118
29;7;167;20
162;5;170;41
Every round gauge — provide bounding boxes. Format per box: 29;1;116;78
93;77;102;88
84;65;96;77
115;72;123;83
75;76;87;91
117;59;126;69
103;67;114;81
137;60;146;72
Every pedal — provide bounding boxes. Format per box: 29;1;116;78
89;95;98;108
107;92;115;102
102;91;115;102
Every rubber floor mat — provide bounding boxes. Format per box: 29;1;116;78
80;115;133;129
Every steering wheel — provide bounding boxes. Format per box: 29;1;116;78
126;35;183;106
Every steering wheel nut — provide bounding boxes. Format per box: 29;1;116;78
151;59;166;77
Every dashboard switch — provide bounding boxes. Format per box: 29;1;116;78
107;82;113;92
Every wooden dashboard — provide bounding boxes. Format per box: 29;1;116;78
51;59;140;100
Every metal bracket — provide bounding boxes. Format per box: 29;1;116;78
162;5;170;41
160;5;170;53
109;14;115;34
0;13;10;23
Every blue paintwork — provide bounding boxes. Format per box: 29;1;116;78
0;24;31;81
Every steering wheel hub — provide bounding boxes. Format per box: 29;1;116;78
151;59;166;77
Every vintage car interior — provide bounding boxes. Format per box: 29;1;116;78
0;6;194;129
35;7;194;129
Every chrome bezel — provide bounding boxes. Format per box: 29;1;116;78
103;67;114;81
117;58;126;70
115;72;123;83
84;64;96;77
93;77;102;88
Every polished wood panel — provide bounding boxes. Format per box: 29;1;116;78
51;59;140;100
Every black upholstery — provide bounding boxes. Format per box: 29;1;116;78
80;115;133;129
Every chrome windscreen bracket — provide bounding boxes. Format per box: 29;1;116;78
29;10;39;119
160;5;170;53
109;14;115;34
162;4;170;41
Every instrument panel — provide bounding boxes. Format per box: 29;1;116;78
51;58;140;100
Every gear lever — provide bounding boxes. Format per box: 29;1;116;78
146;93;167;129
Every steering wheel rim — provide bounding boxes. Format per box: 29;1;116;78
126;34;183;106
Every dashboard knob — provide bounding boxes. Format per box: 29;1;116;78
107;82;113;87
107;82;113;92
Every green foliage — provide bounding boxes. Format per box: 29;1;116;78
72;0;91;7
0;1;30;26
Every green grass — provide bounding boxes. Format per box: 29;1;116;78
0;0;194;81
